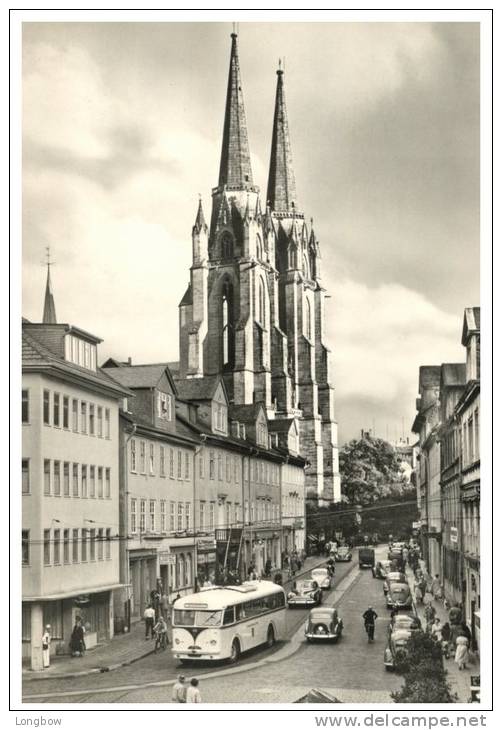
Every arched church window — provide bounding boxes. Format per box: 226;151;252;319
258;278;266;326
303;254;310;278
304;297;312;341
221;232;233;260
288;246;296;270
221;280;234;369
256;234;263;261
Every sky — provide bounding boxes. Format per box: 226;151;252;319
21;21;480;444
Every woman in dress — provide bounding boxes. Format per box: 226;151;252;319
42;624;51;668
455;635;469;670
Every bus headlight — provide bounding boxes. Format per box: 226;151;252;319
174;638;180;645
210;640;217;645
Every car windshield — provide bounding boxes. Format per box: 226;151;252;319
387;573;404;581
173;609;223;627
312;570;327;578
391;584;409;594
298;581;315;592
310;612;335;623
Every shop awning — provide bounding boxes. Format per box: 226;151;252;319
23;583;125;602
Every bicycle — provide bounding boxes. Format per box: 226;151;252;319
154;630;168;652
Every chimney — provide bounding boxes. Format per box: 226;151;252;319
127;357;132;366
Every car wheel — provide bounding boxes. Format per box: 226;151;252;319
306;637;312;643
266;625;275;648
229;639;241;663
385;665;393;672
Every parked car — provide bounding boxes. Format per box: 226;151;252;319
384;628;412;670
372;559;392;579
335;546;352;562
358;547;375;569
386;582;413;610
388;613;422;636
388;548;404;563
305;607;344;642
311;567;333;590
288;579;322;608
383;572;407;594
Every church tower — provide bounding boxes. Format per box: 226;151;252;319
179;33;341;504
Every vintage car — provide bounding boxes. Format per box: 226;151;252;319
287;579;323;608
305;607;344;642
391;542;407;551
358;547;375;569
388;548;404;563
311;567;334;590
335;545;352;562
372;559;392;579
384;628;412;670
383;572;407;594
386;581;413;610
388;613;422;636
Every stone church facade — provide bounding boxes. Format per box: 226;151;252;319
178;33;341;504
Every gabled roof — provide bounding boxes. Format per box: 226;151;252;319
174;375;226;403
462;307;480;346
229;402;266;424
103;363;178;395
268;418;296;433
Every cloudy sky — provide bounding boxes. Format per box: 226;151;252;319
22;21;480;444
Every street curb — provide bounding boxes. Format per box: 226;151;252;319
22;556;329;683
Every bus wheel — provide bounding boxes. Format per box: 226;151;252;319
266;626;275;648
229;639;241;663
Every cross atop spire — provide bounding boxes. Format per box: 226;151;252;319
42;247;57;324
218;31;254;189
267;62;298;214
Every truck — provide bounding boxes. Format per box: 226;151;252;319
358;546;375;569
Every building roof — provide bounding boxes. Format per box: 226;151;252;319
440;363;466;387
462;307;480;346
174;375;223;402
179;283;193;307
229;402;265;423
103;362;177;394
268;418;295;433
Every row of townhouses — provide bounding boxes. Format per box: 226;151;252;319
22;31;344;670
411;307;480;653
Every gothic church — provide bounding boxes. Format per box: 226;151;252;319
178;33;341;504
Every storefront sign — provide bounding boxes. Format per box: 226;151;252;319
159;552;176;565
197;539;217;552
197;552;216;565
450;526;458;544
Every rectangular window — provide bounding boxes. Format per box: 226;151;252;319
234;503;240;526
234;458;238;484
158;392;172;420
53;393;60;427
63;529;70;564
105;468;110;498
98;467;103;498
217;453;223;481
105;409;110;438
105;528;111;559
177;503;184;531
160;500;166;532
53;460;61;496
22;459;30;494
149;443;155;474
209;503;215;530
140;500;146;532
131;439;137;471
81;401;87;433
170;501;175;532
43;390;50;425
97;528;103;560
22;389;29;423
199;455;204;479
97;407;103;437
199;502;206;532
90;529;96;561
63;462;70;496
81;465;88;498
169;448;174;478
72;463;79;497
226;456;230;482
89;404;95;435
149;500;156;532
72;529;79;562
185;502;191;531
131;499;137;534
245;500;249;524
53;531;60;565
140;441;146;473
209;451;215;480
177;450;182;479
44;459;51;496
44;529;51;565
226;502;231;526
72;399;78;432
22;530;29;565
160;446;165;477
184;452;190;479
81;529;87;562
63;396;69;429
90;465;96;498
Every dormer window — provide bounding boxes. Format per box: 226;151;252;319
214;403;227;434
158;392;172;421
64;334;97;371
239;423;246;440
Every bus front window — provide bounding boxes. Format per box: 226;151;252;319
173;610;196;626
196;610;222;627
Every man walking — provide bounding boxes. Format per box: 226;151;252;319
172;675;187;703
363;606;378;642
144;604;155;639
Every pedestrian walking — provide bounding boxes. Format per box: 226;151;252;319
431;574;442;601
362;606;378;642
69;616;86;657
172;675;187;703
431;617;443;642
424;602;436;632
414;582;423;605
144;604;155;639
186;677;202;703
42;624;51;668
455;635;469;670
441;621;452;658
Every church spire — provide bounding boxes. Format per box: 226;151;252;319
218;32;254;189
42;247;57;324
267;61;298;213
193;195;207;233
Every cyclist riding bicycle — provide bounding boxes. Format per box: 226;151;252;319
153;616;169;651
362;606;378;643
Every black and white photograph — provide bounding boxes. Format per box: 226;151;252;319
11;7;493;717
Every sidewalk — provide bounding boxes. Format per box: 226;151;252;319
405;563;479;703
23;554;328;682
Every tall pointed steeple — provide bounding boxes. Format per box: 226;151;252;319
218;33;254;189
42;248;57;324
267;62;298;213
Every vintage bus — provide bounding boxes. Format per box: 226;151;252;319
171;581;287;663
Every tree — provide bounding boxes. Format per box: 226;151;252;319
391;632;457;703
339;435;413;505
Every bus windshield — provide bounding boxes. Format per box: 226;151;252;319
173;609;223;627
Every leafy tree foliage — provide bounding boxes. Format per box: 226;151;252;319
392;631;457;703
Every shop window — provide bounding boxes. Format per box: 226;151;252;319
43;601;63;640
